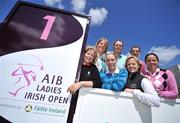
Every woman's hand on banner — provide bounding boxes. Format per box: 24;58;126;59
67;82;82;94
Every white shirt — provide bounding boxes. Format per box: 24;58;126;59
133;78;160;107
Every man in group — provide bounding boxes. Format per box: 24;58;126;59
113;40;127;69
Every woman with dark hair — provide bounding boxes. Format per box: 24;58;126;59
142;53;179;99
113;40;127;69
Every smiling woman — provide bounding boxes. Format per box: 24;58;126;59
100;52;128;92
124;56;160;107
67;46;102;123
67;46;102;94
142;53;179;99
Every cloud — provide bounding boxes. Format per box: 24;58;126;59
71;0;86;14
44;0;64;9
44;0;108;26
88;7;108;26
148;46;180;65
70;0;108;26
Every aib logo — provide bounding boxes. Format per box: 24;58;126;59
9;55;43;96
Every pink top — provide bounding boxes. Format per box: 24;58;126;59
142;68;179;99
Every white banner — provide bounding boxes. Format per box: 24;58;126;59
0;1;90;123
74;88;180;123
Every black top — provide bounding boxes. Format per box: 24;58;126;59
67;64;102;123
124;72;145;92
80;64;102;88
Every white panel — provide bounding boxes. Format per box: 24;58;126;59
74;88;180;123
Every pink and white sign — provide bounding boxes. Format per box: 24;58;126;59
0;1;90;123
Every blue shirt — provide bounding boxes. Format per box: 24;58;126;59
100;68;128;92
116;54;127;69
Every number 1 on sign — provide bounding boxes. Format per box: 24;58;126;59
40;15;56;40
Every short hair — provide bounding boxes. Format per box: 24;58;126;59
84;46;98;64
113;40;124;47
130;45;141;52
144;53;159;62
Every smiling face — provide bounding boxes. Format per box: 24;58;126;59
113;41;123;54
130;47;140;58
106;53;117;72
96;39;108;55
83;49;96;65
145;54;159;71
126;57;140;73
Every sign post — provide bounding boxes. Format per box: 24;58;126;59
0;1;90;123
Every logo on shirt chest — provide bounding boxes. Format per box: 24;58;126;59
87;71;91;77
129;83;137;89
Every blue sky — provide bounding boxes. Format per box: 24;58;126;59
0;0;180;68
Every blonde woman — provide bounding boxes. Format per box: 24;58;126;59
95;37;109;72
124;56;160;107
67;46;102;94
100;52;128;92
67;46;102;123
